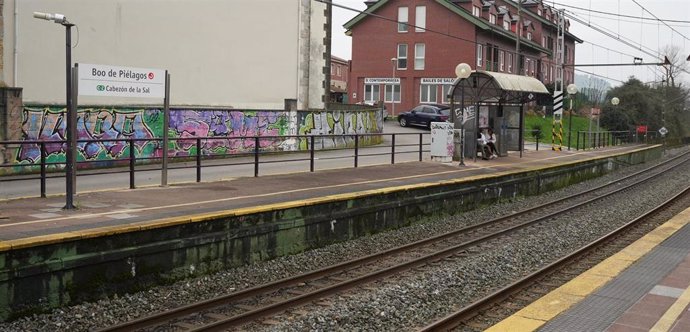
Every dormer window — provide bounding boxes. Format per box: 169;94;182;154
503;20;510;30
538;9;542;16
473;6;481;17
527;32;532;41
489;14;496;24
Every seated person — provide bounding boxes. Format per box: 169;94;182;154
477;131;492;160
485;128;498;159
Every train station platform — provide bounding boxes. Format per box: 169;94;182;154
488;194;690;332
0;144;653;243
0;143;664;320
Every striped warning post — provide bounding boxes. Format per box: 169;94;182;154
553;92;564;114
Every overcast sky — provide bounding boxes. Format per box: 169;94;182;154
331;0;690;87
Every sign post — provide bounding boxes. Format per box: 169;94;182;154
77;63;170;188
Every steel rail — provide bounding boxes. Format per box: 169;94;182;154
419;182;690;331
99;153;688;332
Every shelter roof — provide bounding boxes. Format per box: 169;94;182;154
450;70;549;104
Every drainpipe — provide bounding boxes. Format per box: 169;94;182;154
13;0;19;86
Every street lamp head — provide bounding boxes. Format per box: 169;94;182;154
566;83;578;95
33;12;69;24
455;63;471;79
611;97;620;105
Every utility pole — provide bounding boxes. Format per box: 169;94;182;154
515;0;521;74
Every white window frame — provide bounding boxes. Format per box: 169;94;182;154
443;84;453;103
542;36;546;48
420;84;438;103
397;44;408;69
503;19;510;30
415;6;426;32
414;43;425;70
364;84;380;103
472;6;481;17
538;9;542;16
489;14;496;24
499;50;505;71
398;7;409;32
527;32;532;40
508;53;513;73
476;44;483;68
384;84;401;103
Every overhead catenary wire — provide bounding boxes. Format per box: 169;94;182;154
564;10;661;59
550;1;690;24
575;68;625;83
631;0;690;43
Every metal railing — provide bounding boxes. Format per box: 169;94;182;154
574;130;637;150
0;133;429;198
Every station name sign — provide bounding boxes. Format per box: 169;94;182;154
78;63;166;98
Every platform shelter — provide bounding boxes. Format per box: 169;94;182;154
449;70;550;161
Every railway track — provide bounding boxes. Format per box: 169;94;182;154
99;152;690;332
420;177;690;331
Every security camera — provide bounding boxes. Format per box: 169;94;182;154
33;12;68;24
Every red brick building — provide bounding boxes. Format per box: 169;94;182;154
344;0;581;116
331;56;350;103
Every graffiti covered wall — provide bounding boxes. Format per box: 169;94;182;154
297;110;383;150
2;106;383;174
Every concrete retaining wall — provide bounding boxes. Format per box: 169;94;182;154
0;145;663;320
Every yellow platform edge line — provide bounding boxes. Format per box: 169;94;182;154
0;145;662;252
486;205;690;332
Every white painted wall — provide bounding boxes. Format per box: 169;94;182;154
3;0;327;109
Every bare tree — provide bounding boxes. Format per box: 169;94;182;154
661;45;689;88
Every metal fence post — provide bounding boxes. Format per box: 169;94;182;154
536;131;540;151
354;134;359;168
391;134;396;164
310;135;315;172
418;133;423;161
576;131;580;151
40;142;46;198
196;137;202;182
254;136;260;177
129;139;135;189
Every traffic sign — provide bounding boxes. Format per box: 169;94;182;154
659;127;668;136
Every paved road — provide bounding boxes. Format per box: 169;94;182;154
0;121;434;200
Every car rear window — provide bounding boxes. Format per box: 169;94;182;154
440;109;450;116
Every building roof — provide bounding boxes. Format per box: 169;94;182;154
343;0;552;55
504;0;583;43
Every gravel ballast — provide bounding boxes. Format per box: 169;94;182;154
1;147;687;332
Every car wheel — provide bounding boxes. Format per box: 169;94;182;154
399;117;408;127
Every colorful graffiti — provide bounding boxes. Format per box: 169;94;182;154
2;107;382;174
297;110;384;149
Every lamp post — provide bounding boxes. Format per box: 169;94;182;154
566;83;578;150
454;63;472;166
33;12;77;210
611;97;619;144
391;57;398;117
